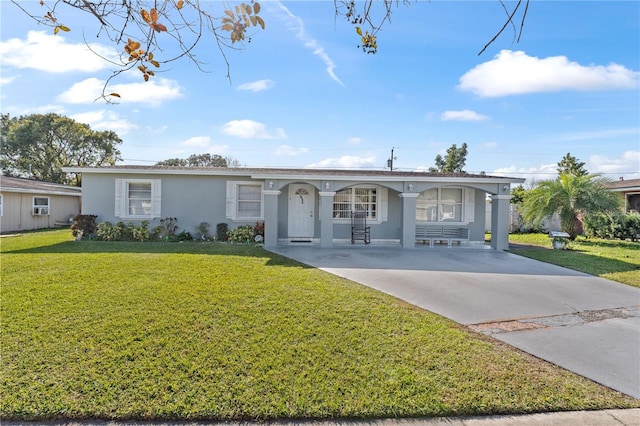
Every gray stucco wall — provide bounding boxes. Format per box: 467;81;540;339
81;173;492;244
82;173;257;237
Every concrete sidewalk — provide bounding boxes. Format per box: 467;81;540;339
6;408;640;425
268;246;640;399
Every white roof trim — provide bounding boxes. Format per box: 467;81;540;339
0;187;81;196
62;167;525;184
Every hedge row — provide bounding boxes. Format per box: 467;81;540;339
71;215;265;243
583;212;640;242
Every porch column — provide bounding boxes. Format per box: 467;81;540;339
490;194;511;251
319;191;336;247
399;193;419;248
262;190;281;248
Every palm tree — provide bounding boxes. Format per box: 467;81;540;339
520;174;620;240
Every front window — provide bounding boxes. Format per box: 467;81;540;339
333;186;378;219
226;181;264;221
33;196;50;215
417;188;463;222
237;184;262;219
127;182;152;216
115;178;160;219
628;193;640;213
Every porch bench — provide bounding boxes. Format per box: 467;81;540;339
415;226;444;245
416;226;469;246
443;226;469;246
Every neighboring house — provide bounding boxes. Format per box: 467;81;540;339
605;178;640;213
0;176;81;233
63;166;524;250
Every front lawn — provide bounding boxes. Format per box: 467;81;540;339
2;230;638;421
509;233;640;288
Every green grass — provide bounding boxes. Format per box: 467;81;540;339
509;233;640;288
2;230;638;421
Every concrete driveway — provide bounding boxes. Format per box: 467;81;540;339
267;245;640;399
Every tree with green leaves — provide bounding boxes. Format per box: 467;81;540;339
0;113;122;185
156;153;239;168
519;174;620;240
557;153;588;177
429;143;468;173
510;184;526;204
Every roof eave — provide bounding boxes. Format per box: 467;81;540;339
62;167;526;184
0;187;82;196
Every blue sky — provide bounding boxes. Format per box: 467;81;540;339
1;1;639;184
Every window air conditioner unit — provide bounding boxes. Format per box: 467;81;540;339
34;207;49;215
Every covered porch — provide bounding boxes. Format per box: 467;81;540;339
254;170;523;251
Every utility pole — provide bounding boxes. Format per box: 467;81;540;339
386;147;397;171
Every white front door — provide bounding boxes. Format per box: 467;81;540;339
288;184;315;238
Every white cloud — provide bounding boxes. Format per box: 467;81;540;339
7;104;66;115
70;110;137;134
275;145;309;156
306;154;377;169
348;137;363;145
207;145;229;154
57;77;182;106
491;163;558;185
222;119;286;139
483;141;498;149
173;143;229;157
0;76;16;85
441;109;490;121
238;79;276;92
180;136;211;148
0;31;117;73
492;151;640;184
458;50;640;97
553;127;640;142
269;1;344;86
588;150;640;179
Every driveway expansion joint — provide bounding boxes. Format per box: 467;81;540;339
469;305;640;335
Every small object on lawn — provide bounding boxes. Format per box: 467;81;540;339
549;231;570;250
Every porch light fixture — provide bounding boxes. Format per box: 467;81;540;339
408;184;413;192
268;181;274;189
325;182;330;190
503;185;509;192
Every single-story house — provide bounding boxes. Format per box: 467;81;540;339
63;166;525;250
0;175;82;233
605;178;640;213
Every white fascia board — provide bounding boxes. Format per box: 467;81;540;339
0;188;81;196
250;173;526;184
62;167;254;177
62;167;526;184
610;187;640;193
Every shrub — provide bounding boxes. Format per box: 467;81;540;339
228;225;255;243
176;230;193;241
95;221;152;242
584;212;640;241
118;222;135;241
132;221;151;242
216;222;229;242
152;225;165;240
254;221;265;240
96;222;120;241
159;217;179;237
194;222;211;241
71;214;97;240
